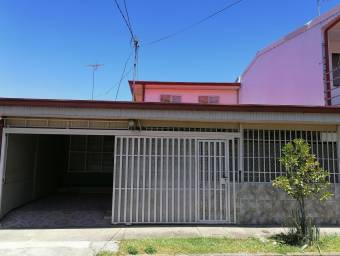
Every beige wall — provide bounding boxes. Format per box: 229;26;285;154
0;134;66;218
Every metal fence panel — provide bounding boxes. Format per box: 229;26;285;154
112;136;238;224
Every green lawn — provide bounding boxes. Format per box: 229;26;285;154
97;235;340;255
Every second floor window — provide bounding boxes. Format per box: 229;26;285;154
332;53;340;87
160;95;182;103
198;96;220;104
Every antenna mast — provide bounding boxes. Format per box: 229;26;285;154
86;63;104;100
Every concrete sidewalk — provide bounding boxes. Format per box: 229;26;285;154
1;226;340;241
1;227;340;255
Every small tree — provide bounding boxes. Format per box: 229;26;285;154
272;139;332;240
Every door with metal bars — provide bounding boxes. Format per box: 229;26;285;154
112;136;237;224
198;140;236;223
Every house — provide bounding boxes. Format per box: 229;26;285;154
129;81;240;104
1;6;340;227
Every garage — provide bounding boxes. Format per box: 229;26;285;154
0;132;115;228
0;125;239;227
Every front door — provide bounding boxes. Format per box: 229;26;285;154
198;140;233;223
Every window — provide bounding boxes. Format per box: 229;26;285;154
160;95;181;103
332;53;340;86
67;135;115;173
198;96;219;104
243;129;339;183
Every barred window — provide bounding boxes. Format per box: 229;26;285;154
160;95;181;103
67;135;115;173
243;129;339;183
198;96;219;104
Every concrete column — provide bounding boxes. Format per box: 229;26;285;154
0;118;5;217
0;118;3;158
337;126;340;175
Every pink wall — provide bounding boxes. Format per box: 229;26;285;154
144;88;238;104
239;22;326;106
134;8;340;106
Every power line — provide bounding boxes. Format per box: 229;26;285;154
112;0;139;101
146;0;245;46
94;52;132;99
123;0;134;35
115;52;133;100
113;0;135;39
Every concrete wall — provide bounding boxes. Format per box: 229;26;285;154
0;119;3;161
236;183;340;225
0;134;67;217
1;134;37;217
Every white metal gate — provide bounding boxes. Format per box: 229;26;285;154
112;135;238;224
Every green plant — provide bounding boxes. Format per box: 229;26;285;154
272;139;332;244
144;245;157;254
127;245;139;255
273;209;320;246
96;251;115;256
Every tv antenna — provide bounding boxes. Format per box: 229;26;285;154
317;0;321;16
317;0;331;16
86;63;104;100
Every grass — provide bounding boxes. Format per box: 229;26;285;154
97;235;340;255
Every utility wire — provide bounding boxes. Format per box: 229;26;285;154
94;52;132;99
112;0;139;101
115;52;133;100
123;0;134;34
113;0;135;39
146;0;245;46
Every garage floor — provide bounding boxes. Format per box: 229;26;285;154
0;193;112;228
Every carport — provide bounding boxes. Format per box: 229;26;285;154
0;125;239;227
0;128;118;228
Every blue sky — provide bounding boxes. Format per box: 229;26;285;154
1;0;340;101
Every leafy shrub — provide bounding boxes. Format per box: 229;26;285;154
144;245;157;254
272;209;320;246
127;245;139;255
272;139;331;245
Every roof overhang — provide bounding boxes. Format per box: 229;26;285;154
1;98;340;125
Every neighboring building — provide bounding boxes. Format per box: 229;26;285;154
130;81;240;104
2;6;340;227
239;5;340;106
130;5;340;107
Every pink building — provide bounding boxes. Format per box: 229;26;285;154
129;81;240;104
131;5;340;106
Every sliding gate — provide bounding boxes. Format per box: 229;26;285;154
112;135;238;224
